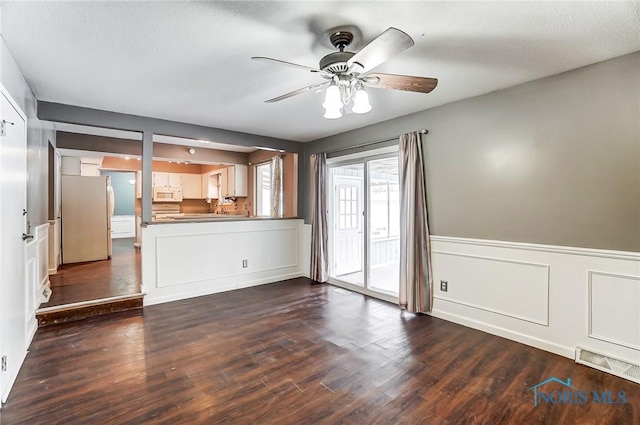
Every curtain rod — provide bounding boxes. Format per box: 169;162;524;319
325;129;428;154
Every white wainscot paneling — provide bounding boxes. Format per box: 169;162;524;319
36;224;49;295
430;236;640;364
25;241;38;344
24;223;48;347
143;219;307;305
301;224;311;278
48;218;61;273
111;215;135;239
432;251;549;325
589;272;640;350
156;228;297;288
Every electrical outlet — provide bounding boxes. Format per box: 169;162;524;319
1;355;7;371
440;280;448;292
242;259;248;268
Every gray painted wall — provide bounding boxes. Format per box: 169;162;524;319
305;52;640;252
1;34;53;228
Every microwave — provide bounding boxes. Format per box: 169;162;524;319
152;186;183;202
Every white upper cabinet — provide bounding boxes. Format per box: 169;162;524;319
153;171;168;187
202;172;219;199
153;172;182;188
181;173;202;199
153;171;182;187
148;166;247;200
220;165;247;198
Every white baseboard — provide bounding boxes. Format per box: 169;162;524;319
39;279;52;303
430;309;574;358
144;272;304;306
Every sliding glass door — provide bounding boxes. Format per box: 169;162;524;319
329;151;399;298
367;157;400;295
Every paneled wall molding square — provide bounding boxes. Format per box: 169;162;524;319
432;250;550;326
588;270;640;351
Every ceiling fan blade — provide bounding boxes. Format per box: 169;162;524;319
252;56;323;73
265;81;330;103
347;27;414;74
363;73;438;94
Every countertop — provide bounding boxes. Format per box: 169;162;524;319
145;214;302;225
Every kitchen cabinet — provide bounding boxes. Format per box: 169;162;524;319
181;173;202;199
153;171;181;188
219;168;229;197
80;162;100;176
61;156;81;176
202;172;219;199
219;165;248;198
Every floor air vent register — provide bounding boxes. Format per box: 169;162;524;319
576;347;640;384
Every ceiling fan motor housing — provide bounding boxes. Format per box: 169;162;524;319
319;30;357;74
319;51;355;74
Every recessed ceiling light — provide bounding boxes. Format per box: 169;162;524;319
124;156;130;160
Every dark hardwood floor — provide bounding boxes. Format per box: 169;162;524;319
4;278;638;424
42;238;141;307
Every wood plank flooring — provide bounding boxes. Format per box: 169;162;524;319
3;278;638;424
43;238;141;307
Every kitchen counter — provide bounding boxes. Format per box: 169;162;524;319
147;214;301;224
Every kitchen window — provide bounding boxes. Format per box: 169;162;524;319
255;162;271;217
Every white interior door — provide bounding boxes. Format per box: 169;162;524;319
0;89;28;402
333;176;363;277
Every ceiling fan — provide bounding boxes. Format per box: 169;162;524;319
252;27;438;119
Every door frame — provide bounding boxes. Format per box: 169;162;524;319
326;145;399;303
0;82;29;403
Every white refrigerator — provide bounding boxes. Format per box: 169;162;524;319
61;175;114;264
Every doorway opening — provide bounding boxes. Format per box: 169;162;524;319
41;149;143;316
328;149;400;300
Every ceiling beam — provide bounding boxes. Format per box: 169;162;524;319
38;101;303;154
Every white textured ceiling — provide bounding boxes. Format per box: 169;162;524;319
2;1;639;142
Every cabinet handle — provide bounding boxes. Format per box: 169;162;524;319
22;233;34;241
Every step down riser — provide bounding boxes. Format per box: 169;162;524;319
36;297;143;327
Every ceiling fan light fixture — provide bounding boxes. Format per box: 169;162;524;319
323;107;342;119
322;83;342;110
352;85;372;114
254;27;438;120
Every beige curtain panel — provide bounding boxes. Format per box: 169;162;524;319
398;131;433;313
270;155;283;218
310;153;329;282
